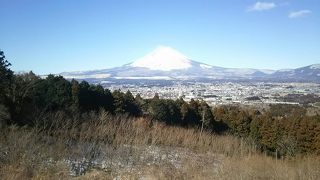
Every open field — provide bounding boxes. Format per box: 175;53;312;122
1;111;319;179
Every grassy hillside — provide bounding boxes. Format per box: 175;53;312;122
1;111;319;179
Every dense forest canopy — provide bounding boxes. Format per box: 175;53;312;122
1;50;320;156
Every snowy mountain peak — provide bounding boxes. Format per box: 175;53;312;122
130;46;192;71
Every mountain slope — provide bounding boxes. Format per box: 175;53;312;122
270;64;320;81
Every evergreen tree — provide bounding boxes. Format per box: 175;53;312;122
103;89;114;112
135;93;147;114
112;90;126;114
180;102;190;126
0;50;13;121
112;90;140;116
8;72;40;125
124;90;141;116
71;79;80;110
0;50;13;126
148;98;170;122
199;100;215;129
78;81;91;111
0;50;13;101
188;99;202;126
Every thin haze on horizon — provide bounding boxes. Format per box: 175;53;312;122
1;0;319;74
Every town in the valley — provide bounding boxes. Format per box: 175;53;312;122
101;80;320;107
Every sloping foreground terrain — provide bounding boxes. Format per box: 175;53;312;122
1;111;320;179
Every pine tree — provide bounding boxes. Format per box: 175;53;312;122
0;50;13;103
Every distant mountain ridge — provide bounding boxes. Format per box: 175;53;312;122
60;46;320;83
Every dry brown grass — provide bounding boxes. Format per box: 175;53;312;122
216;155;320;180
1;110;320;179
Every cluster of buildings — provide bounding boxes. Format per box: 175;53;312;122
103;81;320;106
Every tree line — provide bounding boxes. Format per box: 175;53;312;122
214;104;320;156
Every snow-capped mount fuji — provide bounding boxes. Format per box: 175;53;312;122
129;46;193;71
60;46;320;83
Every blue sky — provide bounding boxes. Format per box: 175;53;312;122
1;0;319;74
